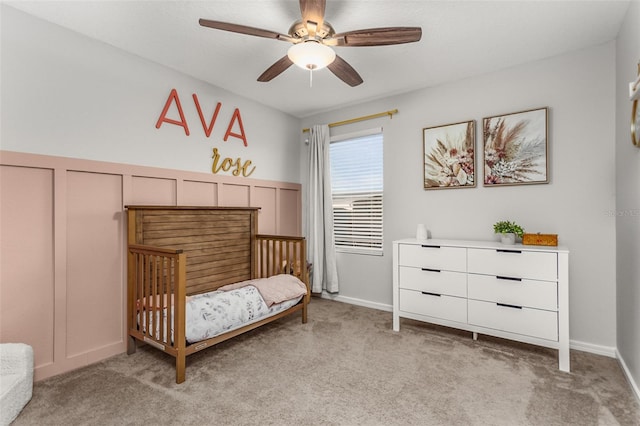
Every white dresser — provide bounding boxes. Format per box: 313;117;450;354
392;238;570;372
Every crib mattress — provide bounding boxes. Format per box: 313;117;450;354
139;285;302;344
186;285;301;343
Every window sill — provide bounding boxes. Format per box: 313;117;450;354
335;248;383;256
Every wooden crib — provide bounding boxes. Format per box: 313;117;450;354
125;206;309;383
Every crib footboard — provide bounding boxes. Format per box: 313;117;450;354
127;244;188;383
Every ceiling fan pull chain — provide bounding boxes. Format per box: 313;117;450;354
309;69;313;87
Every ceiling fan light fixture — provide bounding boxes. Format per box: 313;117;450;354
287;41;336;71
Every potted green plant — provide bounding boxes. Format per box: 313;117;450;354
493;220;524;245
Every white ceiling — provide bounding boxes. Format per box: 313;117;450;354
5;0;631;118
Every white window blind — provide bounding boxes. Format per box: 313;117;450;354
330;130;383;254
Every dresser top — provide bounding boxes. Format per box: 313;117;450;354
394;238;569;253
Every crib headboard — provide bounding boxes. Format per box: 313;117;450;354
126;206;258;295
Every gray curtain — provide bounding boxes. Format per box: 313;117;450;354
306;124;339;293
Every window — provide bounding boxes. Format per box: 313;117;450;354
330;129;383;255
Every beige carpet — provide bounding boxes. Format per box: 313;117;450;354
13;298;640;425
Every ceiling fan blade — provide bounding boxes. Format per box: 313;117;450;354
257;56;294;82
333;27;422;46
299;0;326;37
199;19;292;41
327;55;363;87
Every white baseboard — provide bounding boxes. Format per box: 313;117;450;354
569;340;617;358
616;349;640;403
319;292;392;312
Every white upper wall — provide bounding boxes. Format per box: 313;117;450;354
615;0;640;395
302;42;618;349
0;5;301;184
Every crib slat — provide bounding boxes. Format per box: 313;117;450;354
135;254;143;332
174;252;187;384
165;256;172;348
268;240;271;276
143;254;150;339
158;256;165;344
126;249;136;354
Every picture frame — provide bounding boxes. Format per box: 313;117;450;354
483;107;549;186
423;120;476;189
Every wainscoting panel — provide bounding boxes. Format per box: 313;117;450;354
280;188;302;236
0;151;302;381
254;186;277;234
0;165;55;371
66;171;124;358
220;183;250;207
182;180;218;206
131;176;177;205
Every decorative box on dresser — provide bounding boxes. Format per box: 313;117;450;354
392;238;570;372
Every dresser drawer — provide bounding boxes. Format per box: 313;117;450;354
467;248;557;281
399;289;467;324
468;274;557;311
399;244;466;272
399;266;467;297
468;299;558;341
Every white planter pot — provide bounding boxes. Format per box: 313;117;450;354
500;233;516;245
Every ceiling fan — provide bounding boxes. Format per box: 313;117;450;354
199;0;422;87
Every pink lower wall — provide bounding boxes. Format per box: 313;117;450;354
0;150;301;381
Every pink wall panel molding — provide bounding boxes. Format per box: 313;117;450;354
0;150;301;381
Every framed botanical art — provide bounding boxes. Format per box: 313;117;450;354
483;107;549;186
423;120;475;189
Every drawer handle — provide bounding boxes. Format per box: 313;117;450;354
496;249;522;254
496;275;522;282
421;244;441;248
497;302;522;310
421;291;441;297
421;268;441;273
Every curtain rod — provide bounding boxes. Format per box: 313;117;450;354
302;109;398;133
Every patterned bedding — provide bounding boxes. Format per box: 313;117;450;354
139;284;302;344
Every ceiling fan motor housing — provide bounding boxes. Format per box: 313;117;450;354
289;20;335;41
